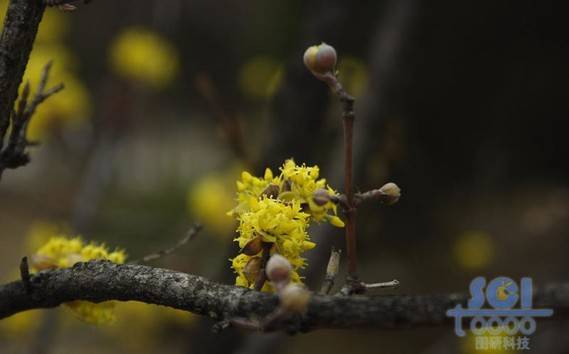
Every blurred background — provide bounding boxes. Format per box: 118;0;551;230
1;0;568;353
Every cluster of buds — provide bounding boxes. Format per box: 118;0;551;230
266;254;311;314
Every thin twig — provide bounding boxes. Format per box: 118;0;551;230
130;224;203;264
20;257;32;294
43;0;92;7
364;279;400;290
320;248;341;294
0;61;64;179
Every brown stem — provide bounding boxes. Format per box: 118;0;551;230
342;114;357;277
254;242;273;291
318;72;359;284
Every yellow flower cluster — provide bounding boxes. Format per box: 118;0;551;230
279;159;344;225
229;160;344;291
31;236;127;325
230;159;343;226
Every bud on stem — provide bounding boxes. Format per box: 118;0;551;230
303;43;337;75
266;253;292;290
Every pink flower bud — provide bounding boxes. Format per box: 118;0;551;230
303;43;337;75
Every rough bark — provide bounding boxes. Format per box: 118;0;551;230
1;260;568;332
0;0;46;130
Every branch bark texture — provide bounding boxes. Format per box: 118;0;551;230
1;261;568;331
0;0;46;127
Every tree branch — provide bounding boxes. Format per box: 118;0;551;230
0;0;46;133
0;61;64;179
1;260;568;332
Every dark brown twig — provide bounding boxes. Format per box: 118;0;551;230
19;257;32;294
43;0;92;7
0;61;64;179
130;224;203;264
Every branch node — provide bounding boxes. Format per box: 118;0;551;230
20;257;32;294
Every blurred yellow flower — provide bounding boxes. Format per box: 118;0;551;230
238;56;283;99
36;8;69;43
337;56;368;97
23;220;70;251
101;301;195;352
187;172;236;237
0;310;43;338
453;230;494;270
31;236;127;325
25;71;91;141
109;27;180;89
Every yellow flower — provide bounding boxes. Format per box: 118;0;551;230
109;27;180;89
231;197;312;291
187;172;236;237
238;56;283;99
31;236;127;324
228;160;344;291
279;159;343;226
0;310;43;339
229;168;280;217
336;56;368;97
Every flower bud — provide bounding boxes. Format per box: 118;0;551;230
243;257;262;282
379;182;401;205
279;283;311;314
266;253;292;285
303;43;337;75
313;188;331;206
262;184;280;199
242;236;263;256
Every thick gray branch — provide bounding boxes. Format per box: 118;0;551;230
1;261;568;331
0;0;46;129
